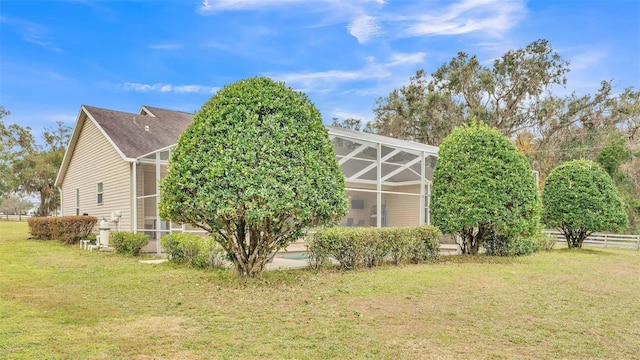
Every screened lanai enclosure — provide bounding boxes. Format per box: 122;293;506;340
328;127;438;228
133;126;438;253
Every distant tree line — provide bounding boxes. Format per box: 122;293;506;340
0;106;71;216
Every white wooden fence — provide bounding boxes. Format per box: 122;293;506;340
546;230;640;250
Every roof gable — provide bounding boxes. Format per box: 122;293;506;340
55;105;193;187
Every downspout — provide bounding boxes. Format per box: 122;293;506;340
58;187;63;217
132;161;137;234
155;151;161;255
420;151;426;226
376;142;382;228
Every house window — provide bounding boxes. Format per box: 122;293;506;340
97;182;103;205
351;199;364;209
75;189;80;216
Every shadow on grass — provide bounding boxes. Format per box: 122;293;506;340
437;254;526;265
554;247;618;256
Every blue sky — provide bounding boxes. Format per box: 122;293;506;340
1;0;639;138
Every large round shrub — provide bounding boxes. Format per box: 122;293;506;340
160;77;348;277
431;120;540;254
542;159;628;248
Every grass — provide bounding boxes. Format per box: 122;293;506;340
1;220;639;359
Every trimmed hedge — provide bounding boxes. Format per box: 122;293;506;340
27;216;97;244
162;233;208;268
110;232;149;256
161;233;227;269
483;234;536;257
308;226;440;270
27;217;52;240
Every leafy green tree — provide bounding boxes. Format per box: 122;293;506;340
368;40;640;234
596;132;631;177
0;193;32;220
529;81;633;180
372;69;463;146
160;76;348;277
0;108;70;216
330;117;374;133
542;160;628;248
0;107;10;198
371;39;568;145
12;121;69;216
431;120;540;255
0;106;23;199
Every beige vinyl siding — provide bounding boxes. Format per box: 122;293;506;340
60;113;132;231
344;181;377;191
342;184;423;227
383;184;421;227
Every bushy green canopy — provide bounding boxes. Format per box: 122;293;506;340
542;159;627;248
431;121;540;254
160;76;348;276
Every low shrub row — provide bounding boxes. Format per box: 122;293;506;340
483;230;556;256
483;235;534;257
110;232;149;256
27;216;97;244
308;225;440;270
161;233;227;269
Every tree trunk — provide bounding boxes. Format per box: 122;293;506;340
470;239;481;255
227;229;276;277
232;251;269;277
459;228;473;254
562;228;589;248
460;227;485;255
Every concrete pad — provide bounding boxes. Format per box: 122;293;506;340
266;257;309;270
139;259;169;264
283;241;308;252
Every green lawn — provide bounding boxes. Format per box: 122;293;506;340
1;220;639;359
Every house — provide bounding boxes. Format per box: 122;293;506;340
55;105;438;253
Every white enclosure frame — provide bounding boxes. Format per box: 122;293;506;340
328;126;438;228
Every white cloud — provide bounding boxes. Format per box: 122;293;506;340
0;16;61;52
387;52;426;66
123;82;218;94
570;50;606;71
404;0;526;37
348;15;381;44
331;109;374;123
196;0;524;47
199;0;386;12
148;43;182;50
274;68;389;92
560;49;611;95
270;51;425;91
198;0;303;13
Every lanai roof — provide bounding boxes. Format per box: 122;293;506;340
326;125;439;153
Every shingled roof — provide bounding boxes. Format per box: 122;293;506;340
54;105;194;187
84;105;193;159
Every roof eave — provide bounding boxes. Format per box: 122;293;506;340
54;106;87;187
54;105;138;187
325;125;440;154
